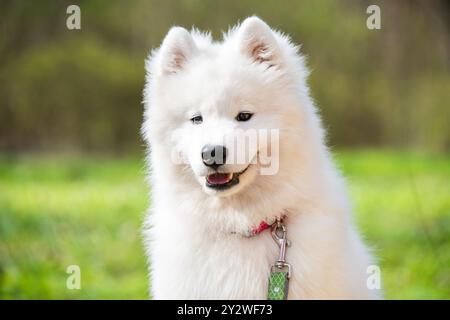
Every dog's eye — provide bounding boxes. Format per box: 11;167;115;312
235;112;253;122
190;115;203;124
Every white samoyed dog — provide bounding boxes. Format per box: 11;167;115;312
142;16;381;299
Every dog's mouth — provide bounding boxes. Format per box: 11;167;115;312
205;166;250;190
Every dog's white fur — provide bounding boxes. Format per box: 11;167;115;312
142;17;381;299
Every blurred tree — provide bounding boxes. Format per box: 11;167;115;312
0;0;448;154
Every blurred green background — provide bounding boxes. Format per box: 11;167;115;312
0;0;449;299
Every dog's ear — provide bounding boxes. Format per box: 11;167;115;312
238;16;281;68
158;27;197;75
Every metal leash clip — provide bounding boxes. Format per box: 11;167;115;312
270;218;292;278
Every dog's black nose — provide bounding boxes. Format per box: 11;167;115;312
201;144;227;169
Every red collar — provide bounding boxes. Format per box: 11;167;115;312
244;213;288;237
249;221;272;236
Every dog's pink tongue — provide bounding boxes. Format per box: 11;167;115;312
207;173;231;185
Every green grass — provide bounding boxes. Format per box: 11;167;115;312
0;156;149;299
0;150;449;299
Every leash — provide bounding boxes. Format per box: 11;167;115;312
267;217;291;300
237;216;292;299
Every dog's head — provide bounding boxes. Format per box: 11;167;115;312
143;17;316;200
